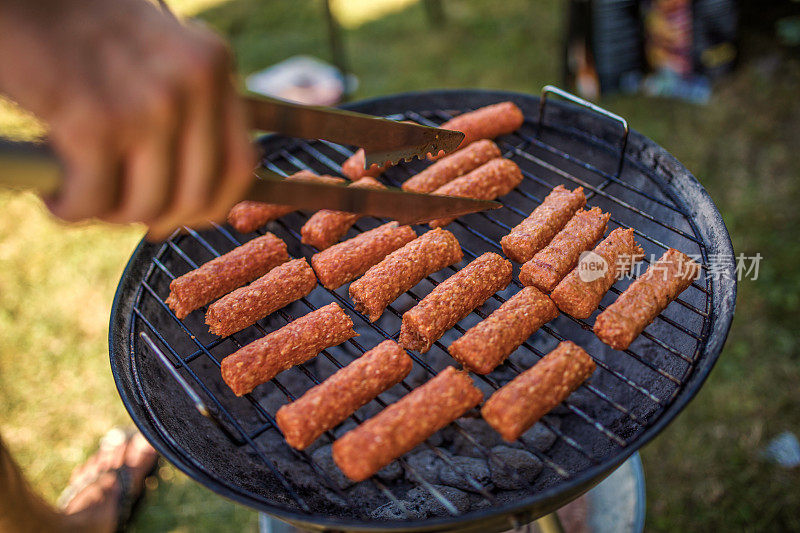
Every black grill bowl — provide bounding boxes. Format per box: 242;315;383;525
109;89;736;532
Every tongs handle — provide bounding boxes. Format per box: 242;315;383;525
0;139;61;195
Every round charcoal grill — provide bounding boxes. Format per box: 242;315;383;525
109;88;736;532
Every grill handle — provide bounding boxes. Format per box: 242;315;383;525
0;139;61;196
537;85;629;177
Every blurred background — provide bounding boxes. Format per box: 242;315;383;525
1;0;798;531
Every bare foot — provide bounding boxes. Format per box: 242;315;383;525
60;430;158;533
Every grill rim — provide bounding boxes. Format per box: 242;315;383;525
109;89;736;532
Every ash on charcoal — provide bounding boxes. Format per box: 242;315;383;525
376;460;403;482
271;454;345;506
469;492;493;510
272;453;316;489
370;484;470;520
489;445;542;489
438;425;460;445
551;388;594;415
438;455;491;492
403;450;446;483
493;488;532;506
518;418;560;452
450;418;502;457
303;437;326;454
371;499;423;520
428;431;444;447
259;389;288;414
410;484;470;516
311;444;355;490
253;427;286;455
410;431;444;453
347;482;388;511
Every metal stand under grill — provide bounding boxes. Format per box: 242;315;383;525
109;88;736;533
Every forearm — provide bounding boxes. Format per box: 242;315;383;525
0;433;66;533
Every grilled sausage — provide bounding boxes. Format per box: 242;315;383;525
276;340;412;450
448;287;558;374
311;222;417;290
399;252;512;353
434;101;524;157
332;366;482;481
205;258;317;337
341;149;389;180
550;228;644;319
301;176;385;250
340;101;523;179
519;207;610;293
402;140;502;193
165;233;289;319
220;303;356;396
500;185;586;263
349;228;463;322
482;341;595;441
428;158;523;228
227;171;345;233
593;248;700;350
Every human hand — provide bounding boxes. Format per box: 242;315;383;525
0;0;255;239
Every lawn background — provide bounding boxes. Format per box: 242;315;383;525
1;1;798;531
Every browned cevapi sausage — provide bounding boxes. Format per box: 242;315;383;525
220;303;356;396
340;148;389;180
311;222;416;291
205;258;317;337
593;248;700;350
276;340;412;450
433;101;524;157
340;101;524;178
399;252;512;353
501;184;587;264
332;366;482;482
165;233;288;319
402;139;501;193
482;340;596;442
449;286;558;374
550;228;644;319
519;207;610;293
349;228;463;322
427;158;524;228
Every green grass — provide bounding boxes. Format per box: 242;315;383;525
1;0;798;531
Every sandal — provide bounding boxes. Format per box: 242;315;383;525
57;428;159;532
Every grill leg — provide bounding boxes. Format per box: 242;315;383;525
535;512;565;533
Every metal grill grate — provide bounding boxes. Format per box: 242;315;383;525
118;90;728;529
